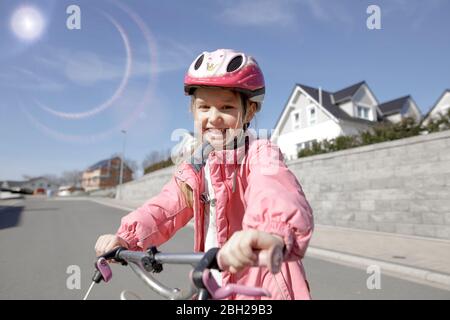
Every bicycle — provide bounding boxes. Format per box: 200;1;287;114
83;245;283;300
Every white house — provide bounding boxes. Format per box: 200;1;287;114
271;81;382;161
422;89;450;126
378;96;422;124
20;177;59;193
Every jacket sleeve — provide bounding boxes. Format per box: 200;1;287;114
115;174;194;251
242;140;314;260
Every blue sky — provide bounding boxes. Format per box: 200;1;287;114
1;0;449;180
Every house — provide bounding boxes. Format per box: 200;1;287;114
82;156;133;191
271;81;424;161
378;95;422;124
1;177;59;194
422;89;450;126
24;177;59;194
271;81;382;161
1;180;25;192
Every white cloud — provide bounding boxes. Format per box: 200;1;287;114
300;0;353;25
0;67;65;91
31;38;199;85
151;38;202;74
218;0;355;28
219;0;297;27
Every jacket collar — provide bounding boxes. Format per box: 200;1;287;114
189;130;257;173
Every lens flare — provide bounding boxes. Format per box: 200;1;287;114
10;6;46;42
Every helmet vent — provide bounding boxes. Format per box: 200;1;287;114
227;55;243;72
194;54;204;70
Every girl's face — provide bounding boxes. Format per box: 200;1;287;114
192;87;255;149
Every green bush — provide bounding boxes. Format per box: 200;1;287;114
143;157;173;175
422;109;450;133
297;110;450;159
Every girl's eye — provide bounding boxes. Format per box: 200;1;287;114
223;105;235;110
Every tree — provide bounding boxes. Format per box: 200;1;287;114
42;174;61;186
142;150;161;170
142;149;171;171
61;170;83;186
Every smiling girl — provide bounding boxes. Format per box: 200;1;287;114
95;49;314;299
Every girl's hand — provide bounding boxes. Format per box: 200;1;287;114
95;234;129;257
217;229;284;274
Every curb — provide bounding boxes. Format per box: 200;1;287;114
88;198;135;212
306;247;450;291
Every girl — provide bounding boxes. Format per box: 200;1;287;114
95;49;314;299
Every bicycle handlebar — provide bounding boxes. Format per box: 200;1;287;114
115;247;204;300
93;244;283;300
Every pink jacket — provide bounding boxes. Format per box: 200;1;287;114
116;135;314;300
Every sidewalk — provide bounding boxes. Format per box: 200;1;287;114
63;196;450;291
308;225;450;290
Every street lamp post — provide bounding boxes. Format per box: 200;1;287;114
118;130;127;199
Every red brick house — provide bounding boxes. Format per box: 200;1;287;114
82;157;133;191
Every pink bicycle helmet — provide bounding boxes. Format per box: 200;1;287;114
184;49;265;111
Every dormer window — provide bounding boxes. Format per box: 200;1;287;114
357;106;370;120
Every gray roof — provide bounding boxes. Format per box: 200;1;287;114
297;82;374;125
87;157;132;172
88;159;113;171
27;176;48;183
379;96;410;116
1;181;25;188
333;81;366;103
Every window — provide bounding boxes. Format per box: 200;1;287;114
297;140;317;152
357;106;370;120
307;106;316;125
292;111;300;130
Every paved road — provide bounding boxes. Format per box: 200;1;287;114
0;197;449;300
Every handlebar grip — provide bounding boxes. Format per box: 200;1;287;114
255;245;283;274
217;245;283;274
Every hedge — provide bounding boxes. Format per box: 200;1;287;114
298;109;450;158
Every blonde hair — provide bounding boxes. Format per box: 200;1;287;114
179;180;194;209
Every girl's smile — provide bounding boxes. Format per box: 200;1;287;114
192;87;256;149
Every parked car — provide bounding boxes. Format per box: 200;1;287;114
57;186;86;197
34;188;46;195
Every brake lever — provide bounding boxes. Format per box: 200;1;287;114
83;256;114;300
90;247;128;285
